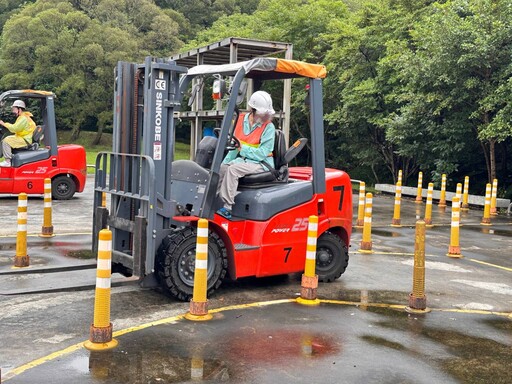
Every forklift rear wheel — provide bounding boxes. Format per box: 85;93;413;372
52;175;76;200
156;227;228;302
316;231;349;283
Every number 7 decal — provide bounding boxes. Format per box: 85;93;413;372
333;185;345;211
283;247;292;263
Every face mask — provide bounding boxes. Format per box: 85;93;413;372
254;112;270;124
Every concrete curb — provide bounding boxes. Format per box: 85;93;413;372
375;183;510;208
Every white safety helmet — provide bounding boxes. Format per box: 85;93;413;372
12;100;26;109
248;91;275;116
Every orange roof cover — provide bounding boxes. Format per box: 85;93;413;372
21;89;54;96
275;59;327;79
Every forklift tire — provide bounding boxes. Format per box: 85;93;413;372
52;175;76;200
316;231;349;283
156;227;228;302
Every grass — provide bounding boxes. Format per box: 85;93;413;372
57;130;191;174
351;180;377;194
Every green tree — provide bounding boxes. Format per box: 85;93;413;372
324;0;433;183
0;0;184;142
0;0;36;32
155;0;260;32
387;0;512;185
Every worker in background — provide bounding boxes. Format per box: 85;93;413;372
217;91;276;219
0;100;36;167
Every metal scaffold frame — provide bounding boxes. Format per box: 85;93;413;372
169;37;293;158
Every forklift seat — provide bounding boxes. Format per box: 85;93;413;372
239;130;307;185
12;125;45;153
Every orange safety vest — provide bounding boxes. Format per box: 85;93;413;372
234;113;273;156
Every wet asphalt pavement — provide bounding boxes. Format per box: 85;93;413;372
0;177;511;383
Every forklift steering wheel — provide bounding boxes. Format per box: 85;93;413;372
213;128;240;151
226;134;240;151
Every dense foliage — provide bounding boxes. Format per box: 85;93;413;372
0;0;510;194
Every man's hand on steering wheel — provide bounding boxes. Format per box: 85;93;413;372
226;134;240;151
213;128;241;151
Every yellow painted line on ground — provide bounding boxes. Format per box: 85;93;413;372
468;258;512;272
354;222;512;228
37;232;92;237
3;298;510;382
356;252;512;271
431;307;512;316
0;232;92;239
3;343;84;380
113;299;292;337
354;251;438;257
320;299;512;317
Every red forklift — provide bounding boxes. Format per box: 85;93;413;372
93;57;352;301
0;90;87;199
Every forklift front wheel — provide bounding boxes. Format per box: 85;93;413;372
156;227;228;302
52;175;76;200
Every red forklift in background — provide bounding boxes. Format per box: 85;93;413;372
0;90;87;199
94;57;352;301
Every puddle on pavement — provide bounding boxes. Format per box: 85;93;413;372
337;289;408;305
74;327;341;383
87;350;232;382
372;229;402;238
422;326;512;383
358;304;512;384
360;335;408;351
67;249;95;259
464;226;512;237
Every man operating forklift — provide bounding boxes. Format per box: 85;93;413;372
0;99;36;167
217;91;276;219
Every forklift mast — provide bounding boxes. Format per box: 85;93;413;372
93;57;187;284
